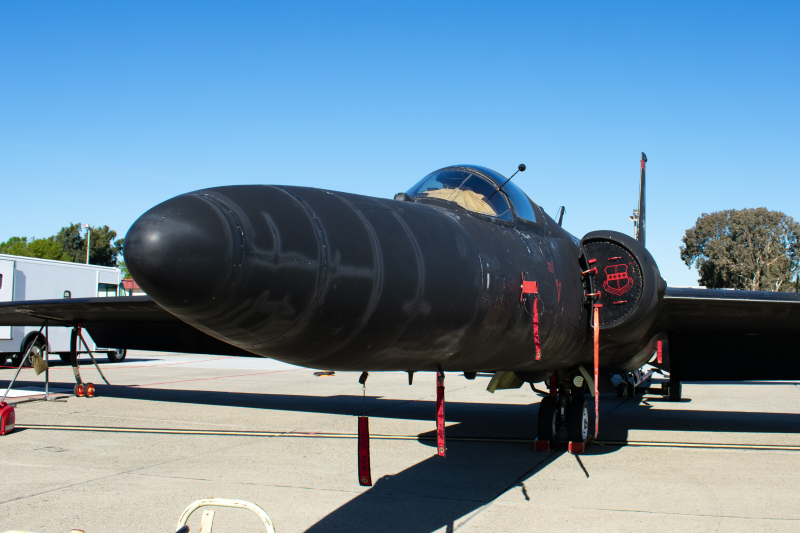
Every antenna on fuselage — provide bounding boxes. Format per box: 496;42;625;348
488;164;526;200
556;206;565;226
637;153;646;246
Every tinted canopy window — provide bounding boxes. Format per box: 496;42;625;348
457;165;540;225
407;170;513;221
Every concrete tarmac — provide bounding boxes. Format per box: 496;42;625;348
1;351;799;532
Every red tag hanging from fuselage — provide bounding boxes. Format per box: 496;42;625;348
520;276;542;360
436;369;446;457
357;416;372;486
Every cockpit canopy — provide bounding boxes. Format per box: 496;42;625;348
406;165;541;225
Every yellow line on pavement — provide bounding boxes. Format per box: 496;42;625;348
14;424;800;451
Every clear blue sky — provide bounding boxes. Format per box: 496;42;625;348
1;2;798;287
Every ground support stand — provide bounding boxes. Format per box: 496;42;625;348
69;324;110;398
616;371;681;402
1;320;58;435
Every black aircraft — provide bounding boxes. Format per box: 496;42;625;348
2;157;799;445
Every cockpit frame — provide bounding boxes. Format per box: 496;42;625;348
406;164;544;231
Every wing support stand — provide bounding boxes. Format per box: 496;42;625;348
70;323;110;399
1;319;62;435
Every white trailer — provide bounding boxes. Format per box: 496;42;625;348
0;254;126;366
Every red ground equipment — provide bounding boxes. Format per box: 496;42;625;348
0;401;15;435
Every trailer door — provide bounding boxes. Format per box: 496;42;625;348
0;260;13;339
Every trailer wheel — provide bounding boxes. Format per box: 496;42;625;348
0;354;7;367
59;353;72;364
11;337;43;368
106;348;127;363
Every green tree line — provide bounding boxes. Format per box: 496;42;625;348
0;223;126;273
681;208;800;291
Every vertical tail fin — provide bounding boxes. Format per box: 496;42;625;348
637;153;647;246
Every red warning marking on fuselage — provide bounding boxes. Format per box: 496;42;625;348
547;262;554;273
556;279;562;303
603;264;634;296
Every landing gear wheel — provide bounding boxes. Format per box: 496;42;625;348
537;396;558;444
85;383;96;398
669;375;682;402
568;397;589;443
75;383;85;397
106;348;126;363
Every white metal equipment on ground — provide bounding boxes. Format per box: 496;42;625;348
0;254;126;366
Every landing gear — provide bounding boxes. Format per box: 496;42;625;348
537;396;558;444
568;397;589;442
536;374;590;449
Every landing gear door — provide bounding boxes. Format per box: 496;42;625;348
0;260;14;340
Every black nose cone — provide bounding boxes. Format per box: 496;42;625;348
124;193;237;308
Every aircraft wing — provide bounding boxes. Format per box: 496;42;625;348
0;297;256;357
654;287;800;380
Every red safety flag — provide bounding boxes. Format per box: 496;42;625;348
357;416;372;486
436;369;446;457
593;305;601;439
657;340;663;365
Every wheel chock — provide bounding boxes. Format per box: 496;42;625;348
568;438;593;454
533;439;551;452
85;383;96;398
74;383;85;397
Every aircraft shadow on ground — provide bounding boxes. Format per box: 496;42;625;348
7;380;799;532
305;443;563;533
8;379;800;439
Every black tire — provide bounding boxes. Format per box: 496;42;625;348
669;374;682;402
106;348;127;363
0;354;7;366
568;396;589;443
59;353;72;363
11;337;43;368
537;396;558;443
